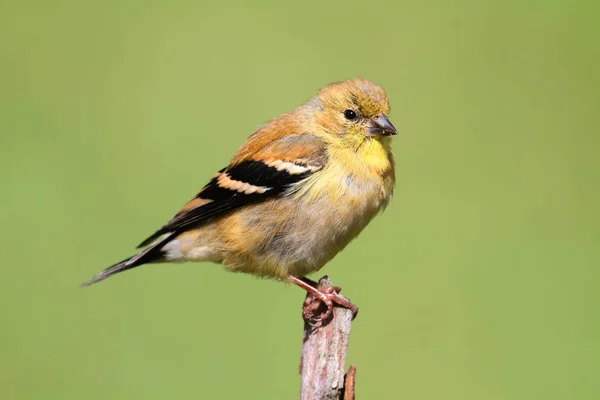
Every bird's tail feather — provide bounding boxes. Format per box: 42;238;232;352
79;257;135;287
80;231;178;287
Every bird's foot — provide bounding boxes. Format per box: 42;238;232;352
288;275;359;327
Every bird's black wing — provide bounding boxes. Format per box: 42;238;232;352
137;134;328;248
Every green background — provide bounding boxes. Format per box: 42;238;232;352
1;1;598;399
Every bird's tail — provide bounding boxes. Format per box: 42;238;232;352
80;231;178;287
80;257;136;286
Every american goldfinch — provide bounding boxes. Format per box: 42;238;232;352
83;78;397;321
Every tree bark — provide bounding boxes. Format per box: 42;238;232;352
299;276;356;400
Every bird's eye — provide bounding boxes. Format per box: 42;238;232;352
343;109;357;120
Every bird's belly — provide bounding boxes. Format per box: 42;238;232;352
213;173;391;278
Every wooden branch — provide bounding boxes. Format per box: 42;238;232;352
300;276;356;400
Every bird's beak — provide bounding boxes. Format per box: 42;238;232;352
368;115;398;136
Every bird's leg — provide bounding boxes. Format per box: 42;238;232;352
287;275;359;327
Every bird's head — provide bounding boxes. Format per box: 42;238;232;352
311;78;397;144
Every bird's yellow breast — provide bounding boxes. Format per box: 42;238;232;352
302;136;395;204
351;136;395;176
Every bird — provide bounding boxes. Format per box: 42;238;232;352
82;78;397;323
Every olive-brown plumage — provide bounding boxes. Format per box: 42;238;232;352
82;78;397;320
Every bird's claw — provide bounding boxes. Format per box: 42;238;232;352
287;275;358;327
302;285;358;328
